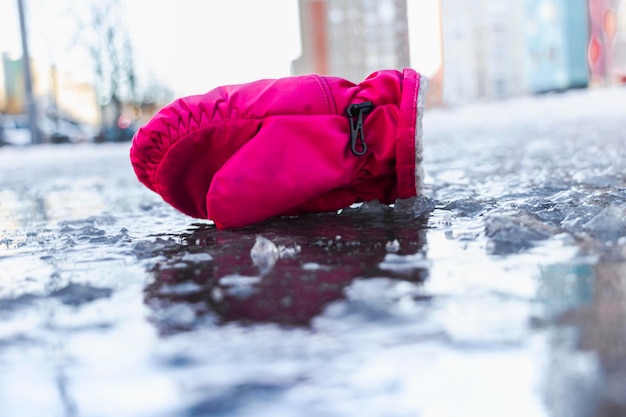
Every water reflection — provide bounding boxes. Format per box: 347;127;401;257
143;206;431;332
574;260;626;416
539;257;626;417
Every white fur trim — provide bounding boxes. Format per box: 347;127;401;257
415;75;428;194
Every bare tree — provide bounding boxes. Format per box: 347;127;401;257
67;0;175;140
73;0;135;141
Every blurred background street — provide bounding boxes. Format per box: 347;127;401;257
1;1;626;416
0;0;624;146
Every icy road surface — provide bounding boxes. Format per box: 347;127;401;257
1;86;625;417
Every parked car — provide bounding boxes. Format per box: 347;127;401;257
0;113;98;146
0;113;4;145
94;125;136;143
39;116;96;144
0;114;31;146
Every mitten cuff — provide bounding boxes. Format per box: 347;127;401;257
415;74;428;194
395;69;428;199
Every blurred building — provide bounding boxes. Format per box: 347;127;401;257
1;52;30;114
0;53;98;125
46;67;99;126
441;0;527;105
292;0;411;83
293;0;329;76
588;0;626;85
526;0;589;93
295;0;625;106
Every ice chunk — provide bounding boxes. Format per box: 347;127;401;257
151;303;198;328
484;209;556;253
219;274;261;298
181;252;213;263
393;196;437;219
277;243;301;258
379;252;430;271
156;282;203;296
385;239;400;253
250;235;279;274
442;197;485;217
583;206;626;242
219;275;262;286
302;262;331;271
322;278;429;322
50;283;112;307
561;205;604;233
249;236;300;272
131;238;178;259
356;199;391;215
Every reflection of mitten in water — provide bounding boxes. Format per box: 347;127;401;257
143;214;429;330
130;69;428;229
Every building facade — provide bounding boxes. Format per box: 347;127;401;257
1;53;98;125
441;0;526;105
1;53;28;114
526;0;589;93
588;0;626;85
293;0;410;83
295;0;625;107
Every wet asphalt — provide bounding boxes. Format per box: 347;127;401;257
1;86;626;417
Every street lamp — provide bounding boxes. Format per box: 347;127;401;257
17;0;40;145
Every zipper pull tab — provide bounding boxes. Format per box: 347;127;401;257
347;101;374;156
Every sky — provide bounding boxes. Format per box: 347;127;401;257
0;0;441;97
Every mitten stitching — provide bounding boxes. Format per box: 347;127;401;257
395;69;419;199
314;75;335;114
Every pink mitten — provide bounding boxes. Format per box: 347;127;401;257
130;69;427;229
